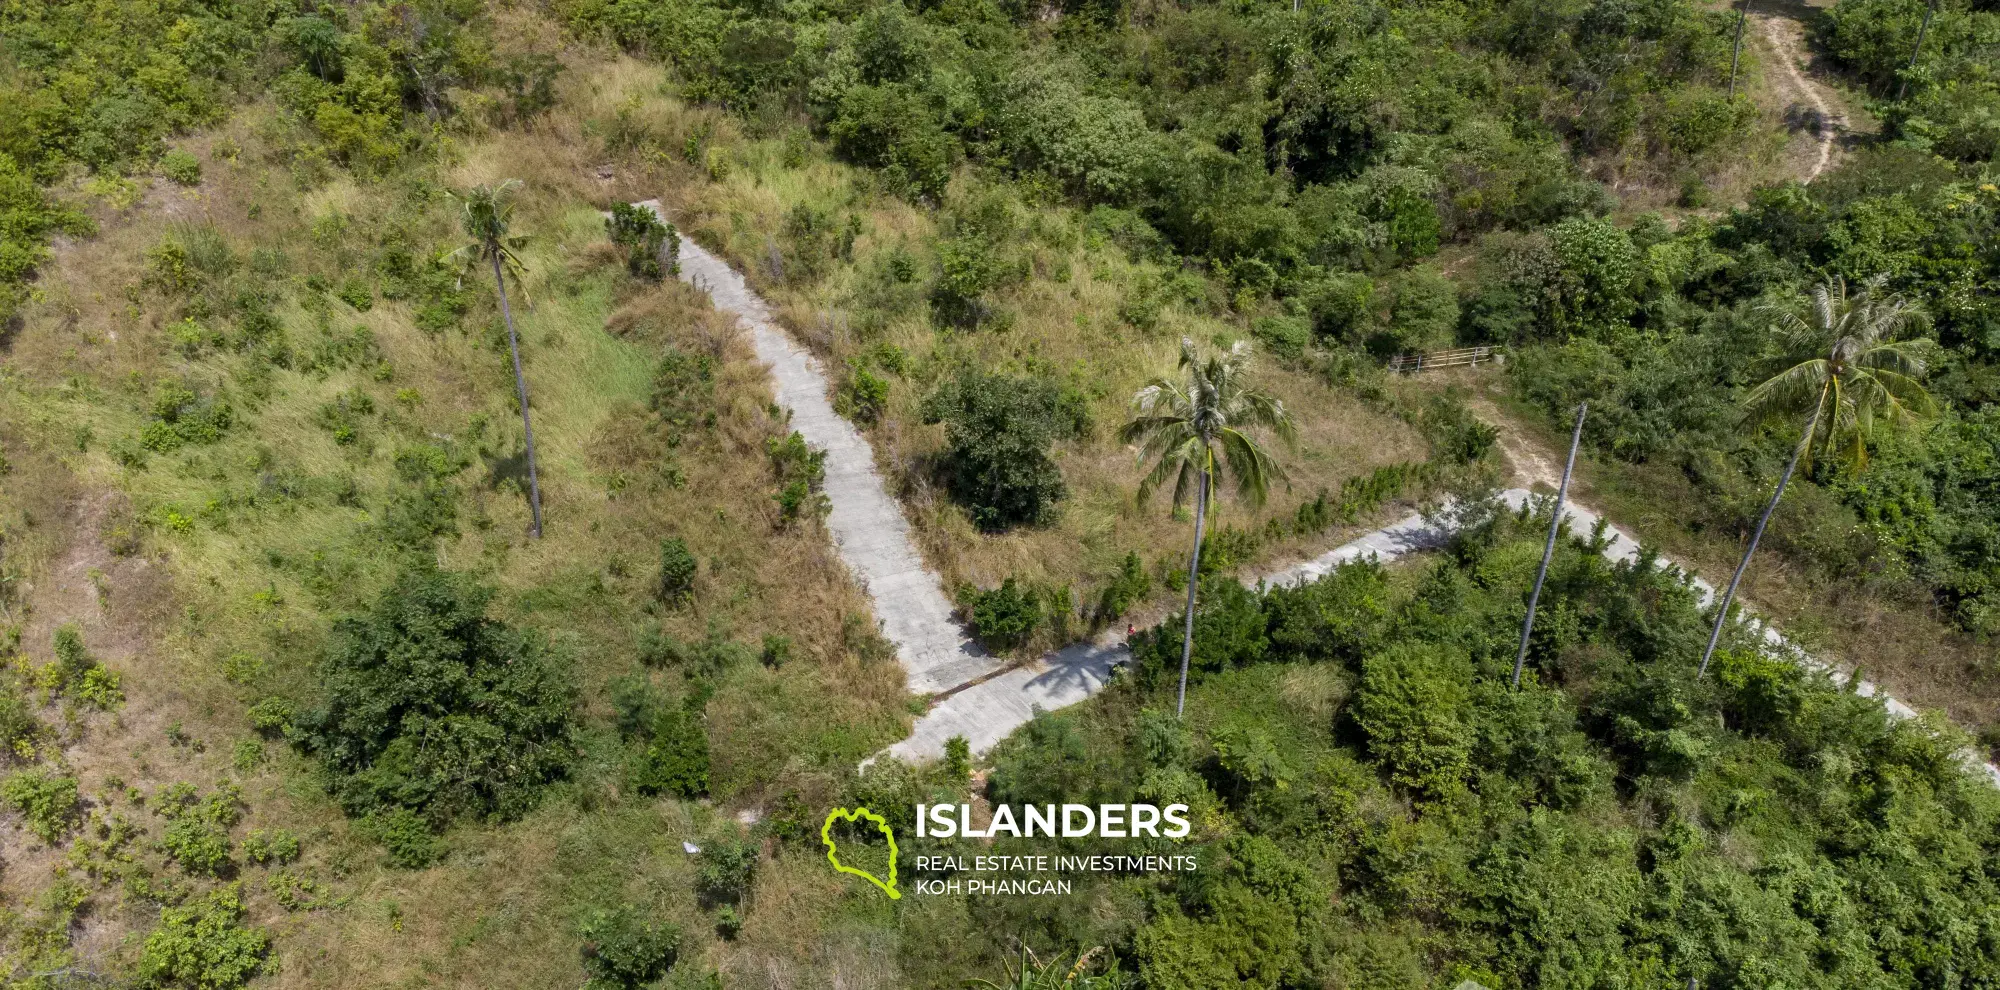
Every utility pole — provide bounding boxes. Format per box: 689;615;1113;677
1727;0;1752;99
1897;0;1938;101
1512;402;1587;690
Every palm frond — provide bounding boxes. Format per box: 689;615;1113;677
1743;359;1829;429
1216;427;1285;507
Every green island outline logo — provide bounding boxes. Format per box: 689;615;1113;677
821;806;901;900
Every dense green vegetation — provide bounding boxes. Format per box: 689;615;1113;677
843;506;2000;988
566;0;1753;340
1511;155;2000;640
291;566;581;830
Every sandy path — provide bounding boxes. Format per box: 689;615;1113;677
1759;12;1843;183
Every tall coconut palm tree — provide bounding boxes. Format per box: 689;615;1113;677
1121;338;1294;716
1698;276;1935;676
449;181;543;539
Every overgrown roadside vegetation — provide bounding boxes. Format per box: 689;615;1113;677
849;505;2000;988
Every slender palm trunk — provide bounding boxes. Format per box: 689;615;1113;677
1897;0;1937;101
1727;0;1751;98
492;252;544;539
1176;469;1210;718
1514;402;1587;689
1698;404;1821;678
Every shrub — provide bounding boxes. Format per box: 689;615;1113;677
1381;264;1460;355
658;538;698;603
137;885;269;990
293;566;579;827
1251;315;1312;360
963;578;1043;651
1094;551;1154;625
767;432;830;526
827;84;955;202
0;685;46;761
44;625;122;709
651;346;715;433
1130;577;1270;688
839;365;891;423
943;735;972;783
630;704;710;798
760;634;792;669
1354;641;1475;796
606;202;679;279
366;807;446;868
2;767;79;843
920;370;1082;531
246;696;295;736
337;277;373;311
696;836;758;903
715;904;743;940
161;813;234;875
1415;393;1498;465
243;828;301;865
154;785;242;875
160;149;203;185
579;905;680;990
140;383;233;453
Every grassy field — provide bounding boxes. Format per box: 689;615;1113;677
0;51;939;986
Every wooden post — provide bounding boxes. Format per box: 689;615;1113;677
1513;402;1586;689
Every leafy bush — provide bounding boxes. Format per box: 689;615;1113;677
246;696;296;736
629;704;710;799
1130;577;1269;689
157;785;240;875
47;625;122;709
1;767;79;844
962;578;1042;652
921;370;1083;531
243;828;300;866
160;149;202;186
606;202;679;279
293;566;579;828
366;807;446;869
1093;551;1153;625
1353;641;1476;796
579;905;680;990
838;365;890;423
140;384;233;453
696;836;758;904
0;685;47;761
1412;393;1498;465
827;84;955;202
138;885;269;990
767;431;830;526
658;538;698;603
651;346;715;433
1251;315;1312;360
